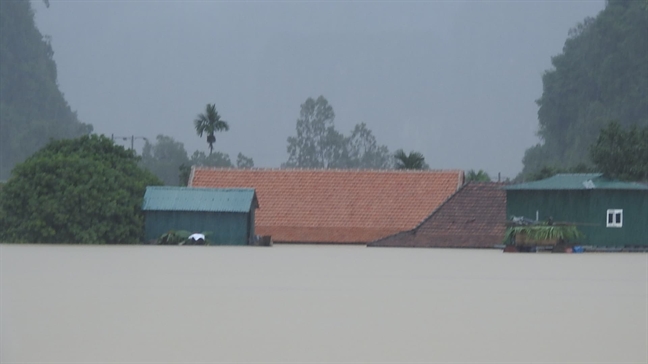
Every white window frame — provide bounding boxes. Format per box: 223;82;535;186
606;209;623;228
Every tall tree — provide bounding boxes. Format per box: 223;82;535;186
590;122;648;181
0;0;92;180
284;97;392;169
194;104;229;155
140;135;189;186
394;149;429;170
236;152;254;168
345;123;392;169
521;0;648;177
285;96;346;168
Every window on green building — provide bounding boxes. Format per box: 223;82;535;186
606;209;623;228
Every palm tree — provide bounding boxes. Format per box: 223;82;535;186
194;104;229;155
394;149;429;170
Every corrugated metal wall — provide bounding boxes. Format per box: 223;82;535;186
144;211;251;245
506;190;648;246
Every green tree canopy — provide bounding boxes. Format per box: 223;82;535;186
521;0;648;177
236;152;254;168
345;123;392;169
188;150;233;168
284;96;391;169
140;135;189;185
590;122;648;181
178;150;233;186
0;135;161;244
285;96;345;168
394;149;429;170
178;150;255;185
466;169;492;182
194;104;229;155
0;0;92;180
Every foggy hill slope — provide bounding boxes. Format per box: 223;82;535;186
521;0;648;177
0;1;92;180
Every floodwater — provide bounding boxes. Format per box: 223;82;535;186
1;244;646;363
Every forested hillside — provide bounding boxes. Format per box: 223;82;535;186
521;0;648;177
0;1;92;180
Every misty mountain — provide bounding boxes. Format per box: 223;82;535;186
522;0;648;177
0;0;92;180
31;1;604;178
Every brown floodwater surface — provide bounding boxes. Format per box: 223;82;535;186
1;244;646;363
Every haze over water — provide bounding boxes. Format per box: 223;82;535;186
1;244;646;363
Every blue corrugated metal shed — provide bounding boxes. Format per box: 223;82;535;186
505;173;648;190
143;186;259;212
142;187;259;244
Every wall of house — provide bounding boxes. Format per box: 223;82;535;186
145;211;251;245
506;190;648;246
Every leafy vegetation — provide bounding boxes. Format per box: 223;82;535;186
0;135;162;244
590;122;648;181
503;224;585;246
394;149;428;170
519;121;648;182
236;152;254;169
284;96;392;169
345;123;392;169
140;135;189;185
194;104;229;155
521;0;648;178
0;0;93;180
285;96;345;168
466;169;492;182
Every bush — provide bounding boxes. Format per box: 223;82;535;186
503;224;584;246
0;135;162;244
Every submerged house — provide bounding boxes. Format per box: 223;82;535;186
505;174;648;247
189;168;464;244
142;186;259;245
369;182;507;248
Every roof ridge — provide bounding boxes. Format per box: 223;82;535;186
147;186;255;191
406;181;505;232
411;182;469;231
368;182;470;244
193;166;463;174
554;173;602;176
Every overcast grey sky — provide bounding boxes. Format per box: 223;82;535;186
33;0;604;178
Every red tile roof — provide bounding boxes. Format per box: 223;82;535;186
368;182;507;248
190;168;464;244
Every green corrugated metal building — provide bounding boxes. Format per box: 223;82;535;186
505;174;648;247
142;187;259;245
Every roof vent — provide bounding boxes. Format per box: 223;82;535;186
583;180;596;189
